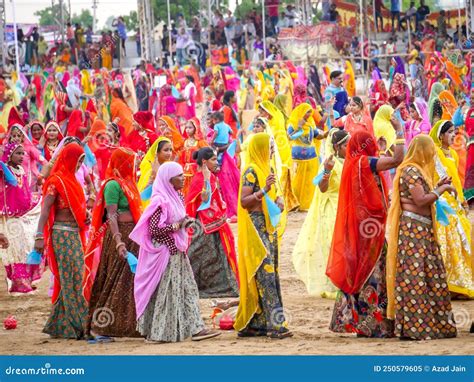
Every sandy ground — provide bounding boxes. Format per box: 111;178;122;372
1;211;473;355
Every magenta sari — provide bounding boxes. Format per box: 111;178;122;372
216;151;240;219
0;142;43;294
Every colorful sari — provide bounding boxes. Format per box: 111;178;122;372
185;171;239;298
42;143;88;339
287;104;321;211
405;100;431;145
292;130;343;297
0;143;42;294
464;107;474;202
327;131;394;338
110;94;134;136
429;121;474;298
234;133;290;337
178;118;208;196
386;134;457;339
261;101;299;212
84;148;143;337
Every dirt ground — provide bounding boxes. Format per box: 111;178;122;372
1;211;473;355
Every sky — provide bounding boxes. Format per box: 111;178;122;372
5;0;136;29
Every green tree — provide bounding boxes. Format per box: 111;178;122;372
123;11;139;32
71;9;95;28
152;0;200;25
34;4;69;26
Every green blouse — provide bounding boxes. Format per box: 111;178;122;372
104;180;129;213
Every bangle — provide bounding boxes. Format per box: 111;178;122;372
116;242;126;250
395;138;405;145
113;233;122;242
431;190;440;199
323;168;331;175
34;237;44;241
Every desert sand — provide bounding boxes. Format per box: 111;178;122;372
1;211;473;355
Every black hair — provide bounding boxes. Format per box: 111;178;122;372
212;111;224;122
192;147;216;166
330;70;343;80
157;140;170;153
113;87;125;101
223;90;235;105
440;120;454;135
332;129;349;147
109;122;120;136
351;96;364;109
186;75;194;83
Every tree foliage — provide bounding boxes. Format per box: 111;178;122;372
34;4;69;26
123;11;139;32
152;0;201;25
71;9;95;28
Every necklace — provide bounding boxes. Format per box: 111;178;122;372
9;165;24;187
47;140;59;152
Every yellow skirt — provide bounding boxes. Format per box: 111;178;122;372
280;166;299;212
292;190;338;297
292;157;319;211
435;203;474;298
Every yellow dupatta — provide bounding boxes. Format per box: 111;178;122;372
430;120;464;199
344;60;356;97
288;103;315;136
260;101;291;167
137;136;172;206
386;134;437;319
234;133;281;331
373;105;397;153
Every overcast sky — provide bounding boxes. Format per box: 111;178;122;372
5;0;136;29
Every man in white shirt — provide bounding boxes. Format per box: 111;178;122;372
284;5;297;28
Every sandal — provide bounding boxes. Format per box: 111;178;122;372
267;330;293;339
88;335;115;344
145;339;166;344
237;329;267;338
192;329;221;341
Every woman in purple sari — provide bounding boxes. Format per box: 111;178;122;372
0;142;43;295
129;162;220;343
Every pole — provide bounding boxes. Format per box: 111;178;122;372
372;0;377;39
465;0;469;35
92;0;97;33
262;0;266;61
10;0;20;74
59;0;65;44
167;0;172;58
208;0;212;51
458;0;462;32
359;0;365;90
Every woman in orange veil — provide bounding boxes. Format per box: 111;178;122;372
327;124;405;338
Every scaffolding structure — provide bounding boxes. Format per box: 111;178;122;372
137;0;155;61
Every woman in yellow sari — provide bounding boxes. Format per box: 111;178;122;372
137;136;173;207
234;132;292;339
259;101;299;211
292;129;349;297
430;120;474;298
287;103;326;210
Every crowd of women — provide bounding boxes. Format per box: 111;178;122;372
0;49;473;344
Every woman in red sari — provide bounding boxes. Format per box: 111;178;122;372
126;111;158;161
179;118;208;196
327;118;405;338
185;147;239;298
34;143;89;339
465;90;474;205
84;148;143;339
39;121;64;162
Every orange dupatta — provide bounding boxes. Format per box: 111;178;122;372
42;143;87;303
326;131;388;294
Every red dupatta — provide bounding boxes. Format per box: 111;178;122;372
42;143;87;303
326;131;388;294
185;171;239;283
83;147;142;301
